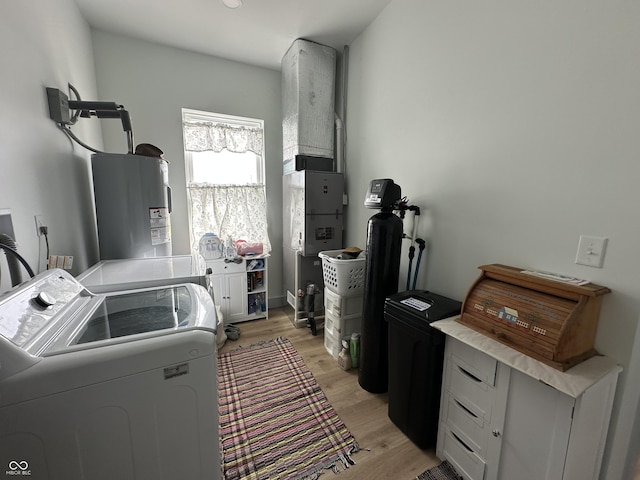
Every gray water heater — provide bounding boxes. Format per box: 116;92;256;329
92;153;172;260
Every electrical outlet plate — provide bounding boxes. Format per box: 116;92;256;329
575;235;608;268
34;215;46;237
49;255;73;270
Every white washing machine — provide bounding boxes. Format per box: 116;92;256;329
76;255;227;347
0;268;221;480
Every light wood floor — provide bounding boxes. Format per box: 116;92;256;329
218;307;442;480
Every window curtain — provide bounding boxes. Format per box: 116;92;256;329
183;121;263;154
188;184;271;253
184;121;271;254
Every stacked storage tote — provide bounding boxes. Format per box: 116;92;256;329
319;250;366;359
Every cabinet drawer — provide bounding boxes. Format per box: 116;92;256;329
446;357;494;421
206;259;246;275
448;339;497;386
440;425;486;480
441;393;489;457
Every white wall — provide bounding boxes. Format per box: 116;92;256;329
90;30;284;304
0;0;102;293
345;0;640;478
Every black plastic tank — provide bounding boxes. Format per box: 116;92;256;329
385;290;462;449
358;210;403;393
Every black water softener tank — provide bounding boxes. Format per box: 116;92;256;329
385;290;462;448
358;179;403;393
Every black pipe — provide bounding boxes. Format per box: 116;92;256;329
306;283;317;336
0;234;22;286
412;239;426;290
68;100;119;111
0;236;35;285
119;110;133;132
406;244;415;291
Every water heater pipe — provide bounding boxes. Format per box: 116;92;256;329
47;85;135;154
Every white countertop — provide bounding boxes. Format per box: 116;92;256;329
432;317;622;398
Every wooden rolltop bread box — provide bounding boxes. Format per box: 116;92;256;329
457;264;610;371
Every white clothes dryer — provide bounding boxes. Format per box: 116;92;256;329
0;269;221;480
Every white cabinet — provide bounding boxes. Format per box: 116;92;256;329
210;269;247;324
207;256;268;324
434;319;621;480
437;339;509;480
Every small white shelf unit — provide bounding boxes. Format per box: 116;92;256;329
206;255;268;324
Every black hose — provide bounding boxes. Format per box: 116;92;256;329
0;236;35;285
42;230;50;270
412;239;426;290
0;234;22;286
406;245;415;291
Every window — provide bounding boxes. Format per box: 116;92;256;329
182;108;270;254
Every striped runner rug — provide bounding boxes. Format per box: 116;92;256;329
218;337;361;480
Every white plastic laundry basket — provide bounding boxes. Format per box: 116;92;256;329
318;250;366;297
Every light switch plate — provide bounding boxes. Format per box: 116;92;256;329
575;235;608;268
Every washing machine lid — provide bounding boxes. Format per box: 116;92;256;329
45;282;216;355
0;269;217;358
76;255;207;293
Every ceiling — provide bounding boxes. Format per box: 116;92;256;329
74;0;392;71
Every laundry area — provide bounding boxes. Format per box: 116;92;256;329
1;1;640;479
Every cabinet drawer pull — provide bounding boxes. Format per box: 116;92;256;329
454;398;479;418
451;430;474;453
457;365;482;383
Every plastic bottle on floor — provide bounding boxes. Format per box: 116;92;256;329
337;340;351;370
350;333;360;368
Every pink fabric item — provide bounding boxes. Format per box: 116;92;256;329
234;240;263;256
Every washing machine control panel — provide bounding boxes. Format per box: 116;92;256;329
0;269;87;349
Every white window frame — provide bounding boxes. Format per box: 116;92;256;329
181;108;269;254
182;108;265;186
